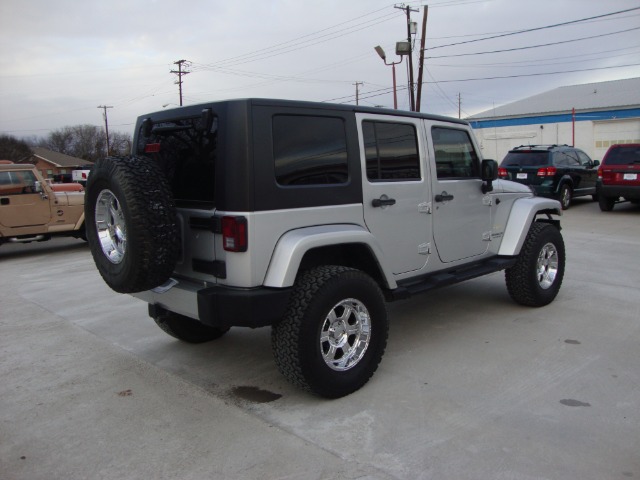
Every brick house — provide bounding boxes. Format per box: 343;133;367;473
27;147;93;181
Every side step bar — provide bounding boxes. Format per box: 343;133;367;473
389;257;517;301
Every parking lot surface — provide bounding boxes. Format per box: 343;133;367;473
1;199;639;480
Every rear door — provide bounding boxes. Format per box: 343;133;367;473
427;123;491;263
358;114;431;275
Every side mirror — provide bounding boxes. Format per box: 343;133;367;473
481;159;498;193
592;160;600;167
34;181;42;193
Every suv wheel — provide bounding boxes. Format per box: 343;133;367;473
598;194;616;211
153;310;229;343
558;184;572;210
272;266;388;398
505;222;565;307
85;155;179;293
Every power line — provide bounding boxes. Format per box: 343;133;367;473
421;62;640;84
425;27;640;59
425;6;640;51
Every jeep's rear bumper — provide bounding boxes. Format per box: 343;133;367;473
133;280;292;328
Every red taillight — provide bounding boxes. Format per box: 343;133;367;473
498;167;508;178
144;143;161;153
537;166;557;176
222;216;248;252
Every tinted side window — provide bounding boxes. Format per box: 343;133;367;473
576;151;593;165
273;115;348;186
554;152;580;167
432;127;479;178
363;121;420;181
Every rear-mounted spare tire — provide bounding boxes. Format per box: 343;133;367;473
85;155;179;293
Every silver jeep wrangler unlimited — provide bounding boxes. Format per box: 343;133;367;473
85;99;564;398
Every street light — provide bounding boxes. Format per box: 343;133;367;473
374;43;408;110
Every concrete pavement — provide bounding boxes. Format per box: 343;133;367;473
1;198;639;479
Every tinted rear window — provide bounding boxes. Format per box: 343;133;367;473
604;146;640;165
136;112;218;207
501;152;549;167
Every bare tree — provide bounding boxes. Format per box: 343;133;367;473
40;125;132;161
0;134;33;162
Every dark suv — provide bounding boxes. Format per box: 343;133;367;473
498;145;599;209
596;144;640;211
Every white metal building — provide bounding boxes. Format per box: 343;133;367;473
468;77;640;162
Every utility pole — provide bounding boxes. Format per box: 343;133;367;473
395;4;418;111
415;5;429;112
97;105;113;156
170;59;190;106
353;81;364;105
458;93;462;119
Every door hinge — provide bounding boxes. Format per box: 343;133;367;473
482;231;492;241
418;242;431;255
482;196;493;206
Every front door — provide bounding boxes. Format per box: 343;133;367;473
358;114;430;275
0;169;51;228
427;123;491;263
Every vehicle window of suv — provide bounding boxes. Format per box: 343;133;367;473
362;120;420;182
553;151;580;167
604;146;640;165
431;127;479;179
273;115;349;186
501;151;549;167
0;170;37;195
576;151;593;165
138;114;218;207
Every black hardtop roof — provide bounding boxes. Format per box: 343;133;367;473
142;98;468;126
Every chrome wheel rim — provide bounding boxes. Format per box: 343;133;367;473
537;242;559;289
561;188;570;208
320;298;371;371
95;189;127;264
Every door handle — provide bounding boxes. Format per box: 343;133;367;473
435;192;454;202
1;198;9;205
372;196;396;208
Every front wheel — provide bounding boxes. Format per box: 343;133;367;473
505;222;565;307
272;266;388;398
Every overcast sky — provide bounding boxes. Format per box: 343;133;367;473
1;0;639;138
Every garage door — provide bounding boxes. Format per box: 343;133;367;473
594;119;640;159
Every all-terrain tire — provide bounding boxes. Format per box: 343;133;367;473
85;155;179;293
505;222;565;307
153;310;229;343
272;266;388;398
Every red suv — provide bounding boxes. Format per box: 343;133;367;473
596;144;640;211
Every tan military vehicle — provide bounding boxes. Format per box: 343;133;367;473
0;162;86;245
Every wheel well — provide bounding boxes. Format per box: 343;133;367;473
298;243;387;288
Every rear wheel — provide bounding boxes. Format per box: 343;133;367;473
153;310;229;343
598;194;616;211
272;266;388;398
506;222;565;307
